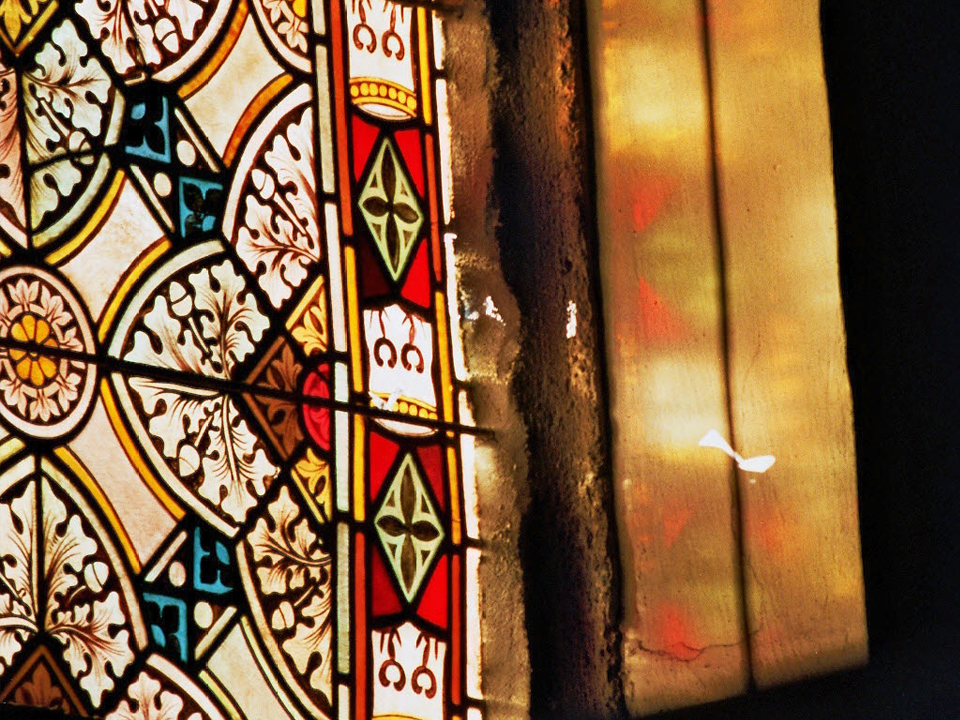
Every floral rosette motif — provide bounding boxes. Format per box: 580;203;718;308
0;267;97;439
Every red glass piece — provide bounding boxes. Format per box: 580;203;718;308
352;115;380;180
371;548;403;616
369;431;400;501
416;444;445;511
451;553;462;704
354;532;367;720
398;241;431;309
416;554;448;629
301;364;331;451
359;236;392;298
393;128;424;196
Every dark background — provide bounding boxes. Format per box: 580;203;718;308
6;1;960;719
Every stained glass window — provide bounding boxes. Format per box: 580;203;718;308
0;3;482;720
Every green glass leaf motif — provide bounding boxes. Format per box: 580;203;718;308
374;453;444;602
358;138;424;282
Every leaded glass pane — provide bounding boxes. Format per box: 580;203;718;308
0;3;480;719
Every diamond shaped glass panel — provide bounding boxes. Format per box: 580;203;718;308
358;137;425;282
374;453;445;603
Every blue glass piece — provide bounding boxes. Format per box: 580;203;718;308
193;526;232;595
125;96;172;163
179;177;225;239
143;593;188;662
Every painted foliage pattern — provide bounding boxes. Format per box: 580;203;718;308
0;3;481;720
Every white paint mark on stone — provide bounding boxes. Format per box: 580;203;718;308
699;429;775;474
566;300;577;339
483;295;503;323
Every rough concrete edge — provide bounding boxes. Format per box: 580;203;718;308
442;2;531;720
487;1;625;718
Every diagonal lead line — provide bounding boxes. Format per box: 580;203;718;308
0;336;490;438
